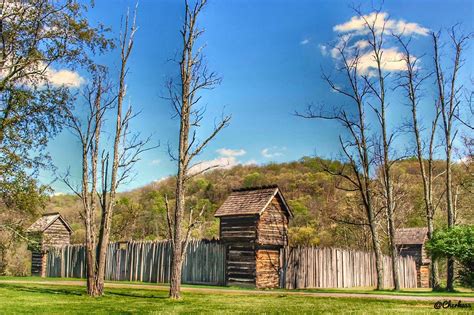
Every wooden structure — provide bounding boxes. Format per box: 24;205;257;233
395;227;430;288
215;185;292;288
282;247;418;289
46;240;225;285
27;212;72;277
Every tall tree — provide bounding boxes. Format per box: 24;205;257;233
432;29;470;291
63;7;152;296
166;0;230;299
359;10;400;290
0;0;108;253
297;34;385;290
394;34;441;289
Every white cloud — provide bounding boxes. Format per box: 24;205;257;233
334;12;429;36
216;148;246;157
261;146;286;159
150;159;161;165
0;60;85;88
300;39;310;45
153;176;169;183
355;47;411;75
321;12;427;76
188;148;248;175
353;39;370;50
244;159;258;166
188;156;238;175
456;156;472;164
45;67;85;87
319;44;328;56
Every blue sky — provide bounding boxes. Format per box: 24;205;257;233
42;0;474;193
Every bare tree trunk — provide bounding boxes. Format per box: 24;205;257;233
94;10;138;296
367;199;384;290
296;31;385;289
170;155;187;298
433;30;468;291
62;6;148;297
361;10;399;290
167;0;230;299
68;75;103;297
396;35;442;289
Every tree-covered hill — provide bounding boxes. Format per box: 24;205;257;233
47;156;473;252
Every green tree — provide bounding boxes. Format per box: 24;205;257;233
426;226;474;289
0;0;110;233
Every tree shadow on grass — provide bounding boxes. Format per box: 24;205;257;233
106;291;168;299
0;283;84;296
0;284;171;300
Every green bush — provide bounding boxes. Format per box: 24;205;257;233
426;225;474;288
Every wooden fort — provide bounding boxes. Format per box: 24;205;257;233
395;227;430;288
215;185;292;288
27;212;72;277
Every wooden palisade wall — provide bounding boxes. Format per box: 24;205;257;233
47;240;226;285
281;247;418;289
46;242;418;289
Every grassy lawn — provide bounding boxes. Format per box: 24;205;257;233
0;280;473;314
1;276;473;297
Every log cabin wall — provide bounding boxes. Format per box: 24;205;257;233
256;249;280;288
220;216;258;244
398;244;422;265
215;186;292;289
220;215;258;286
27;213;72;277
42;220;71;249
31;251;44;276
395;227;431;288
257;198;288;246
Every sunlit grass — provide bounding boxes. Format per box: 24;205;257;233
0;279;472;314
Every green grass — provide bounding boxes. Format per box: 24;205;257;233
290;287;474;297
0;281;472;314
2;276;472;297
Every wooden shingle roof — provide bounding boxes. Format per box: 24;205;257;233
214;185;292;217
27;212;72;233
395;227;428;245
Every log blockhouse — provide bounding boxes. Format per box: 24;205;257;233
395;227;430;288
27;212;72;277
215;185;292;288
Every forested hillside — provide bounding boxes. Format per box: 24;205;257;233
47;156;473;252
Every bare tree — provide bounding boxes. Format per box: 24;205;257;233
63;7;153;296
296;35;385;290
432;28;470;291
165;0;230;299
357;10;400;290
63;69;111;296
394;34;441;289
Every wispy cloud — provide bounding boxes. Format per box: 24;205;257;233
45;66;85;87
216;148;246;157
319;44;328;56
0;60;85;88
321;11;428;75
300;39;310;45
150;159;161;165
188;148;247;175
356;47;411;75
261;146;286;159
188;156;239;175
333;12;429;36
244;159;258;166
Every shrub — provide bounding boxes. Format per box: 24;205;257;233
426;225;474;288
